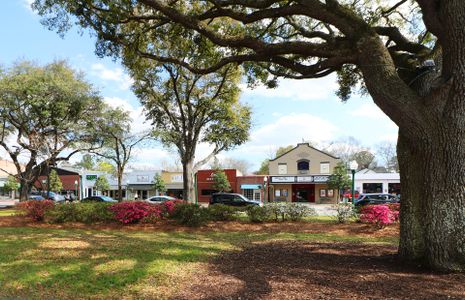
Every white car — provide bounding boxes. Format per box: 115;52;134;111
146;195;177;204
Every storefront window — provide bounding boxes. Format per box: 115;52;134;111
363;183;383;193
388;183;401;195
243;189;253;200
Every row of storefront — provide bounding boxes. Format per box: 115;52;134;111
27;143;400;204
35;168;184;200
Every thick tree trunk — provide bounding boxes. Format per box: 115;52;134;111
117;171;123;201
182;159;195;203
397;131;426;262
19;179;29;201
397;124;465;271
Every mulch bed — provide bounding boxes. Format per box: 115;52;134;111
172;241;465;300
0;215;397;238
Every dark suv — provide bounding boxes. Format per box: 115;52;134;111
354;193;399;207
210;193;261;206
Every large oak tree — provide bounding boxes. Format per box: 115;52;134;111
33;0;465;271
134;64;251;202
0;60;105;199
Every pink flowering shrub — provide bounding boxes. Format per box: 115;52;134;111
160;200;185;216
109;201;163;224
387;203;400;222
360;205;396;228
17;200;55;221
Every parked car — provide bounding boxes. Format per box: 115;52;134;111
146;195;178;204
210;192;261;207
354;193;399;207
41;191;66;202
28;195;46;201
81;196;117;203
342;190;360;200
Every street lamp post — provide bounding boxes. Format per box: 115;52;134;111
74;180;78;200
263;176;268;206
349;160;358;206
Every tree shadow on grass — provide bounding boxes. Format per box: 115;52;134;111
0;228;232;299
173;241;465;300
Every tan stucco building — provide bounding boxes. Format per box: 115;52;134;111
268;143;341;204
161;171;184;199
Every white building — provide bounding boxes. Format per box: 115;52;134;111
354;169;400;195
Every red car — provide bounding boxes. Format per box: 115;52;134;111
342;191;360;200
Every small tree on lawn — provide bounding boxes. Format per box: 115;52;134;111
212;169;231;193
49;170;63;193
327;162;351;202
94;176;110;196
153;173;166;195
3;175;19;197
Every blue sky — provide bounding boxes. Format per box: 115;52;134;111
0;1;398;172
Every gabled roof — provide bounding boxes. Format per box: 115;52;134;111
269;143;340;162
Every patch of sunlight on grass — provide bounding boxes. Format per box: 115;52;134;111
4;280;25;290
0;209;19;216
40;239;90;249
94;259;137;274
90;253;109;260
60;263;83;272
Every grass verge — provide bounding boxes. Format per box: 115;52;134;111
0;226;398;299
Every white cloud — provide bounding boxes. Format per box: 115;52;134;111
241;75;338;101
351;102;388;119
91;63;134;90
22;0;34;12
225;113;339;162
251;113;339;145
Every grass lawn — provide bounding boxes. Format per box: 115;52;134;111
0;225;397;299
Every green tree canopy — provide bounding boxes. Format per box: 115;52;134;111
74;154;95;170
94;176;110;194
49;170;63;193
327;162;351;202
134;63;251;202
3;175;19;193
92;106;150;201
0;60;105;200
152;174;167;195
212;169;231;193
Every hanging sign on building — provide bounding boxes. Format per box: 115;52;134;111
86;175;98;181
171;174;183;183
296;176;313;183
271;176;295;183
271;175;329;183
313;175;329;182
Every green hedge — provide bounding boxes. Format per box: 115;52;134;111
45;203;114;224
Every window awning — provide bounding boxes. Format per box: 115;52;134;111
241;184;262;190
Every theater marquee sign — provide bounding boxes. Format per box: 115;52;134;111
270;175;329;183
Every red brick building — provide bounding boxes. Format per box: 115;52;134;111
35;167;81;198
196;169;240;203
196;169;268;203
